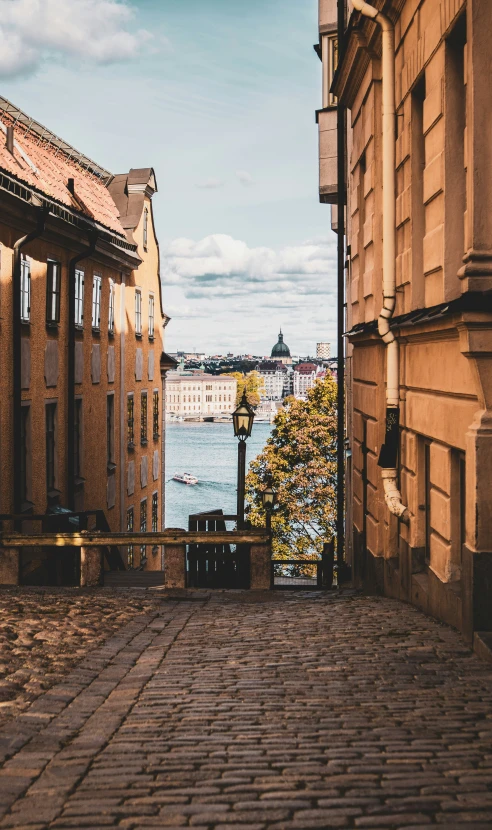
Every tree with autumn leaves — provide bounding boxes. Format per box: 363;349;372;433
246;374;337;559
228;371;265;408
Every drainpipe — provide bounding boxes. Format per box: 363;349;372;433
13;205;49;515
68;230;98;510
352;0;409;522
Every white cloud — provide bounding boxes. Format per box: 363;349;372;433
0;0;152;78
162;233;338;356
163;233;336;297
236;170;254;186
194;178;224;190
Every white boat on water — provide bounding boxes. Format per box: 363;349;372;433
173;473;199;485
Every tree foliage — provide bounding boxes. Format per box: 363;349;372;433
230;371;265;408
246;374;337;558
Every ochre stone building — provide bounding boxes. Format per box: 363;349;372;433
317;0;492;640
0;97;173;582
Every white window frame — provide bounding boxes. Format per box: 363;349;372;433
322;34;338;109
135;289;142;336
46;259;61;325
20;255;31;322
92;274;102;330
148;293;155;339
108;278;115;334
74;268;84;327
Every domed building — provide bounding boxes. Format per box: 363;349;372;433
270;329;293;365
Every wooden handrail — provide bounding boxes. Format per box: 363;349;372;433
0;530;270;548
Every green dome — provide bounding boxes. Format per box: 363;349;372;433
271;329;291;358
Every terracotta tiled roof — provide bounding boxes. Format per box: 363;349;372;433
0;110;125;237
295;362;317;374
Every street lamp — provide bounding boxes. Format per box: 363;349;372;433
261;479;275;531
232;390;255;528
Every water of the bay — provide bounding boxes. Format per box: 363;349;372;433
165;422;273;530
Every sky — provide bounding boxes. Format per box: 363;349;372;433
0;0;337;357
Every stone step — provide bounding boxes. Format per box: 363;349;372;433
103;571;165;587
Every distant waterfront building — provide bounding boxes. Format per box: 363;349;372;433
293;363;318;398
270;329;293;365
256;361;287;400
316;342;331;359
166;373;237;418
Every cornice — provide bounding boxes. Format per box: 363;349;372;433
333;0;406;109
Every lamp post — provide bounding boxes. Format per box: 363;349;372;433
261;479;275;532
232;390;255;529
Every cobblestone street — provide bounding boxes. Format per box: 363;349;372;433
1;591;492;829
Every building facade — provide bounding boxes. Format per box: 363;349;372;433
166;373;237;418
256;361;287;401
316;342;331;359
0;97;172;582
293;362;318;398
319;0;492;641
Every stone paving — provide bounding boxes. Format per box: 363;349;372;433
0;589;161;726
1;590;492;829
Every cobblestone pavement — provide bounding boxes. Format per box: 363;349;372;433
1;591;492;829
0;589;161;726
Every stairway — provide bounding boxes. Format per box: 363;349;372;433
103;571;165;588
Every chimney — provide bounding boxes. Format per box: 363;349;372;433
6;126;14;156
67;178;75;195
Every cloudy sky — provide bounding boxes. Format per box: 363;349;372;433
0;0;337;356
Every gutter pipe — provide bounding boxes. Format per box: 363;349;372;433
336;0;347;568
351;0;409;522
13;205;49;515
67;231;98;510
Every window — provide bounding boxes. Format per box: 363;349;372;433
140;392;148;444
46;402;57;494
152;492;158;532
127;394;135;448
107;394;115;468
153;391;159;438
143;207;148;250
74;398;82;479
74;269;84;327
140;498;147;559
20;255;30;322
148;294;154;339
135;289;142;336
92;274;102;329
20;405;31;506
322;34;338;108
46;260;61;325
127;506;134;568
108;279;115;334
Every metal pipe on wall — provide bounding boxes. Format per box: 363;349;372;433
351;0;409;522
336;0;346;568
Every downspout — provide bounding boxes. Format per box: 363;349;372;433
13;205;49;515
67;230;98;510
352;0;409;522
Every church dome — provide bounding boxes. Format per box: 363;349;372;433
271;329;291;358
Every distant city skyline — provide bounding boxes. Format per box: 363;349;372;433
0;0;337;355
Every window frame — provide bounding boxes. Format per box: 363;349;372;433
74;268;84;328
108;278;115;335
140;391;148;445
45;402;58;496
153;390;159;439
127;506;134;568
140;497;147;561
135;289;142;337
46;259;61;326
107;393;116;471
20;255;31;323
322;33;338;109
143;207;148;251
92;274;102;331
74;397;83;481
148;293;155;340
127;393;135;450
